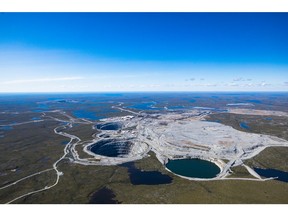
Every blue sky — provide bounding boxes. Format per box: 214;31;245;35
0;13;287;92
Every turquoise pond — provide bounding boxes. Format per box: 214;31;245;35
166;159;220;179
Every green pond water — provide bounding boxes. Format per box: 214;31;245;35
166;159;220;179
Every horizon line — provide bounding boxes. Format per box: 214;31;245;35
0;91;288;95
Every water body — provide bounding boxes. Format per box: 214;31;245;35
89;187;120;204
239;122;250;130
33;103;50;112
0;126;13;131
122;162;172;185
89;139;132;157
72;110;100;120
193;107;227;113
96;122;121;130
32;110;46;113
254;168;288;183
247;99;263;104
166;159;220;179
128;102;162;111
265;117;273;121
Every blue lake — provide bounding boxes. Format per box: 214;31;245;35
36;104;50;110
32;110;43;113
128;102;162;111
168;105;185;110
166;159;220;179
0;126;13;131
254;168;288;183
239;122;250;130
72;110;100;120
246;99;262;104
193;107;227;113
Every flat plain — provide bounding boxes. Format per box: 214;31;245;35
0;92;287;204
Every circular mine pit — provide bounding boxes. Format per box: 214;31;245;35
96;122;122;131
166;158;220;179
89;139;132;158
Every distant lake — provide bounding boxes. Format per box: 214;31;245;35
254;168;288;183
127;102;162;111
193;107;227;113
36;103;49;110
246;99;263;104
0;126;13;131
72;110;100;120
239;122;250;130
166;159;220;179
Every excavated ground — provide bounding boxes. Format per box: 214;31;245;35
80;109;288;180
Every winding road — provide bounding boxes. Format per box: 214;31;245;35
1;111;85;204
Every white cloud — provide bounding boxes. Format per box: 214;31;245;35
233;77;252;82
259;82;271;87
227;82;239;87
190;83;218;87
185;78;195;82
224;81;272;88
203;83;218;87
233;77;244;82
2;77;84;85
244;83;254;87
